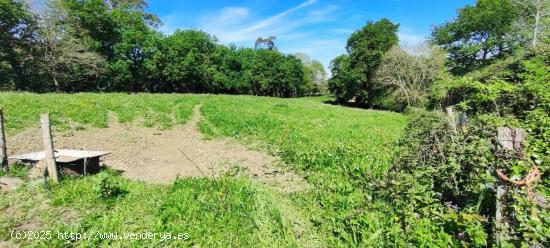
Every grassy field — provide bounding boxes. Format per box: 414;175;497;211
0;93;407;247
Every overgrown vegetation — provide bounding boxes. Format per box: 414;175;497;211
375;109;549;246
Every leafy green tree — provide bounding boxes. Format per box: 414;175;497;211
512;0;550;48
254;36;277;51
108;11;159;91
327;55;356;101
211;45;254;94
64;0;119;58
40;0;107;92
329;18;399;105
432;0;518;75
374;44;446;111
0;0;39;90
63;0;161;91
251;50;307;97
157;30;217;92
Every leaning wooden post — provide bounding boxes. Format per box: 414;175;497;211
459;112;467;133
0;109;8;173
40;113;59;183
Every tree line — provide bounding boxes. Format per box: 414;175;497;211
328;0;549;112
0;0;325;97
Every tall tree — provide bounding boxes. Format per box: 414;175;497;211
40;0;107;91
254;36;277;50
328;54;356;101
374;43;446;111
63;0;161;91
0;0;38;89
157;30;217;92
329;18;399;105
295;53;327;92
432;0;517;75
512;0;550;48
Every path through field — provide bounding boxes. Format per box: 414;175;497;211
7;106;308;192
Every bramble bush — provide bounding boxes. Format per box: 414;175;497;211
376;109;549;246
380;47;549;246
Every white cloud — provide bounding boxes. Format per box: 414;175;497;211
197;0;321;43
201;7;250;28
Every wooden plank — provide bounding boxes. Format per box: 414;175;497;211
40;113;59;183
9;149;109;162
494;126;527;245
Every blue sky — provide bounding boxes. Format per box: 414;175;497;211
147;0;474;70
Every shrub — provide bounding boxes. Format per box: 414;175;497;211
375;109;549;246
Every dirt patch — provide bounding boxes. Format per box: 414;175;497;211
0;177;23;191
0;240;18;248
6;106;308;192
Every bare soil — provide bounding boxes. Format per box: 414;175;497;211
6;106;308;192
0;176;23;191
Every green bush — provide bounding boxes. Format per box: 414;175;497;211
376;109;549;246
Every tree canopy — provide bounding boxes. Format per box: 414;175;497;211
0;0;315;97
431;0;518;75
328;18;399;105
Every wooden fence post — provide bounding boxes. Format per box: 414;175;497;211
40;113;59;183
459;112;467;133
495;126;526;245
0;109;8;173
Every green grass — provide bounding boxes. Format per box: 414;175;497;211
0;92;200;132
0;170;297;247
0;163;30;178
200;95;408;246
0;93;408;247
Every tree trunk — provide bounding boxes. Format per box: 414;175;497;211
532;0;541;48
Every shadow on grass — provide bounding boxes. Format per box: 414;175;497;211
323;99;370;110
322;99;402;113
